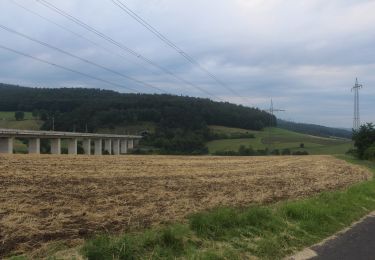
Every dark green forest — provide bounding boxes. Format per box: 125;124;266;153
0;83;274;154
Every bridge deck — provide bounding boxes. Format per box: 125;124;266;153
0;128;142;139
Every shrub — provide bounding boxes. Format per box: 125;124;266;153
238;145;255;156
15;111;24;121
191;147;209;155
257;149;269;156
299;143;305;148
77;144;85;154
213;150;238;156
353;123;375;159
32;109;39;118
40;139;51;154
131;148;147;154
270;149;280;155
364;145;375;161
292;151;309;155
230;133;255;139
281;148;291;155
346;148;357;156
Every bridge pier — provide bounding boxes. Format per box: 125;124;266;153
113;139;120;155
28;138;40;154
120;139;128;154
83;139;91;155
68;138;77;155
0;137;13;154
128;139;134;150
51;138;61;154
104;139;112;154
94;139;102;155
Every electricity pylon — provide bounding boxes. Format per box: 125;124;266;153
266;99;285;152
269;99;285;126
352;78;362;130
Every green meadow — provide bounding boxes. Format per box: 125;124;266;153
207;125;353;155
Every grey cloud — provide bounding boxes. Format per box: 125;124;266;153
0;0;374;127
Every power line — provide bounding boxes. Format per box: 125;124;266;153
9;0;161;89
35;0;223;101
111;0;250;105
9;0;104;52
0;24;165;93
0;44;139;93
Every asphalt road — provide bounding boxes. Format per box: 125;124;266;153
311;213;375;260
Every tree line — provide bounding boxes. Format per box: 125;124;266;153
277;119;352;139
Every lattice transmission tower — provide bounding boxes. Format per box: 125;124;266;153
268;99;285;126
352;78;363;130
266;99;285;151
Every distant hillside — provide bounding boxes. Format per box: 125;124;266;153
277;119;352;139
0;83;273;132
0;83;274;154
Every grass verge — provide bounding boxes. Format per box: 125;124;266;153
80;155;375;259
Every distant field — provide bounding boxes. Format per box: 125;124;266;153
0;111;35;120
209;125;259;135
0;111;43;130
0;154;370;257
207;126;353;155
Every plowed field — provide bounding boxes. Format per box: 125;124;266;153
0;155;371;257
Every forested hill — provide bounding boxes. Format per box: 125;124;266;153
277;119;352;139
0;83;273;132
0;83;274;154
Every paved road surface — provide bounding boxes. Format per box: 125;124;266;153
311;213;375;260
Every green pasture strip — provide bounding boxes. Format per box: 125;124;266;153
209;125;259;135
207;126;352;155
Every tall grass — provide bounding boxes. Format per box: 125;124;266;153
82;225;195;260
82;156;375;259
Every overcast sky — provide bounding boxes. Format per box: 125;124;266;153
0;0;374;128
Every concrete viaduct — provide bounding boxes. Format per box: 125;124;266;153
0;128;142;155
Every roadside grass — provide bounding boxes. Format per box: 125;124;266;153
81;156;375;260
207;126;352;155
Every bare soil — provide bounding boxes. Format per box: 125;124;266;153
0;155;371;257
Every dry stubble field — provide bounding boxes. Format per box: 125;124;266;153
0;154;372;257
